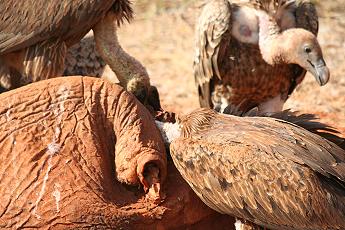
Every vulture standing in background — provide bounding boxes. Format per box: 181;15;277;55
155;108;345;230
194;0;330;113
64;32;107;79
0;0;157;107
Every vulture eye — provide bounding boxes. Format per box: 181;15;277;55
304;47;312;53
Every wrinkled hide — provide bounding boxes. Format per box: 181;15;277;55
0;77;235;229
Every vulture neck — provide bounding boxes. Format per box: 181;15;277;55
257;12;289;65
93;12;150;90
155;121;181;145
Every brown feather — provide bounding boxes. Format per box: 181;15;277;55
171;108;345;229
0;0;132;54
223;104;345;149
0;0;133;90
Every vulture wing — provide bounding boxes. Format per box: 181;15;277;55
171;111;345;228
194;0;231;108
295;0;319;35
0;0;117;54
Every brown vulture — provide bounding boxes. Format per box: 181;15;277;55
194;0;330;113
155;108;345;229
0;0;156;106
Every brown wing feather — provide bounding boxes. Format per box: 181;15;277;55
194;0;231;108
223;104;345;149
171;109;345;229
0;0;131;54
295;0;319;35
181;111;345;182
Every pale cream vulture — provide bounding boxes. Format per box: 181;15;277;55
0;0;156;106
155;108;345;229
194;0;330;113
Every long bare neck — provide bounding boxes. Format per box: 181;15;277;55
257;12;286;65
93;12;150;90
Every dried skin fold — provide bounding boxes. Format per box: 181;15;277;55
112;86;167;186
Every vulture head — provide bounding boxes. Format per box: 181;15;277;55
280;29;330;86
258;11;330;86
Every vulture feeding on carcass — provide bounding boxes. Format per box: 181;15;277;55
155;108;345;230
0;0;157;107
194;0;330;113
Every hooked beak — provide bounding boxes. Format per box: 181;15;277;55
307;58;330;86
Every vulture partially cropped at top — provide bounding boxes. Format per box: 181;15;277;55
155;108;345;230
194;0;330;113
0;0;157;107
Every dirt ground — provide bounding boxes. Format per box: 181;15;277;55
114;0;344;136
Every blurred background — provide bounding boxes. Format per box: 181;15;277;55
115;0;344;134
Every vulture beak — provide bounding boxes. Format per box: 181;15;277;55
307;58;330;86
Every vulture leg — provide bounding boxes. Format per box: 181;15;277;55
211;84;231;113
93;11;159;109
0;59;17;90
0;39;67;91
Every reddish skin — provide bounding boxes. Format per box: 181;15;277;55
0;76;235;229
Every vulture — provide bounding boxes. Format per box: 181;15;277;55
155;108;345;230
64;32;107;78
0;0;156;106
194;0;330;113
